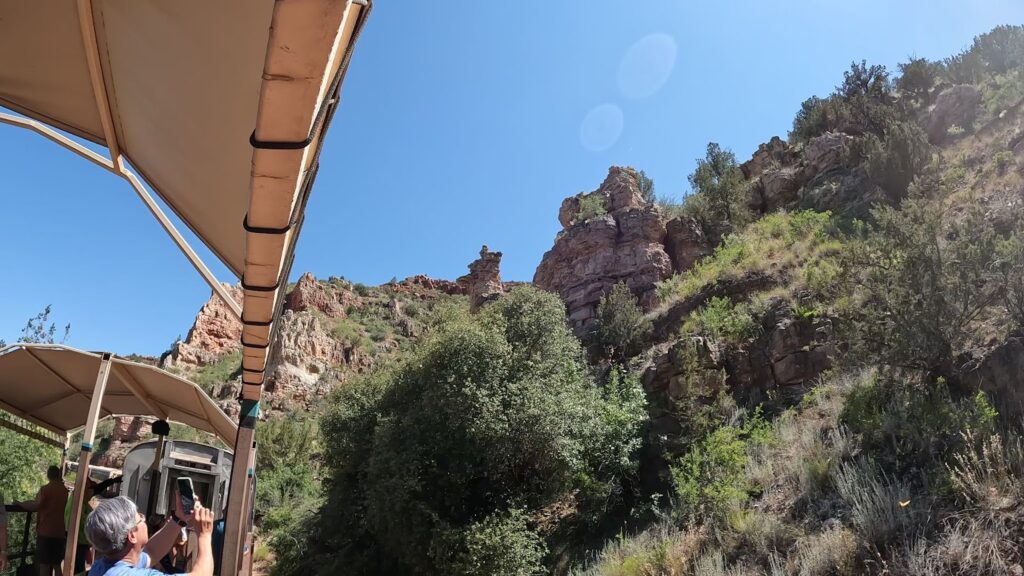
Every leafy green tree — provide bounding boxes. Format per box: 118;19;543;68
594;282;652;360
968;24;1024;76
281;287;646;575
838;60;891;102
790;96;830;142
897;57;940;106
684;143;751;242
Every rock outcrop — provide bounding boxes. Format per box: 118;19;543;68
93;416;147;468
458;246;504;311
285;272;352;317
740;130;881;218
926;85;982;144
967;336;1024;419
162;284;243;368
534;167;674;334
263;310;371;403
664;216;710;272
642;301;834;458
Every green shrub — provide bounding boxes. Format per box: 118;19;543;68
256;415;321;533
672;412;773;523
855;120;933;200
992;150;1014;175
840;374;997;474
995;232;1024;330
686;297;761;345
434;509;547;576
195;350;242;393
594;282;652;360
285;287;647;575
575;194;609;223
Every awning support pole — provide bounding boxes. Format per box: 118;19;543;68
63;352;112;576
221;398;258;576
0;112;242;321
121;171;243;321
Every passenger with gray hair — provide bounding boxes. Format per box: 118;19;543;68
85;496;214;576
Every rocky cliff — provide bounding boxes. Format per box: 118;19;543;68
534;166;708;334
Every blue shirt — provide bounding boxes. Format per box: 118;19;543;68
89;551;170;576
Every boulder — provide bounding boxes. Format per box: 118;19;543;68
967;336;1024;419
927;85;981;144
759;166;805;211
804;132;852;179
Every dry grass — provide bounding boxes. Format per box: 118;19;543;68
791;527;858;576
575;523;705;576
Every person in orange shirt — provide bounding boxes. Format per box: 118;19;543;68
16;466;69;576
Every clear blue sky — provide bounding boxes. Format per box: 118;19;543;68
2;1;1022;355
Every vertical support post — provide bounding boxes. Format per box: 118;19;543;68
59;433;71;475
63;353;112;576
243;442;258;576
221;397;259;576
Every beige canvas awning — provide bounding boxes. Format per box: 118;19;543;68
0;0;371;394
0;3;371;572
0;343;236;446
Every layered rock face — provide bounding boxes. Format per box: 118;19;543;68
741;131;883;217
534;167;676;333
285;272;354;317
458;246;504;311
163;284;244;368
263;310;371;405
93;415;147;468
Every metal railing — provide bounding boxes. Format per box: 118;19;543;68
3;504;35;573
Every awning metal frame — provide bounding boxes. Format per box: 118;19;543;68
0;110;243;322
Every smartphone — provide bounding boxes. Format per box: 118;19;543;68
176;477;195;517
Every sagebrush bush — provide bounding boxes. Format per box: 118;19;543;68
792;527;858;576
832;459;915;548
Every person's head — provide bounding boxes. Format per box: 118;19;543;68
85;496;149;558
46;465;61;482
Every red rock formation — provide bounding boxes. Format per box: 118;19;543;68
162;284;243;368
394;275;467;296
458;245;504;311
534;166;673;334
284;272;351;317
